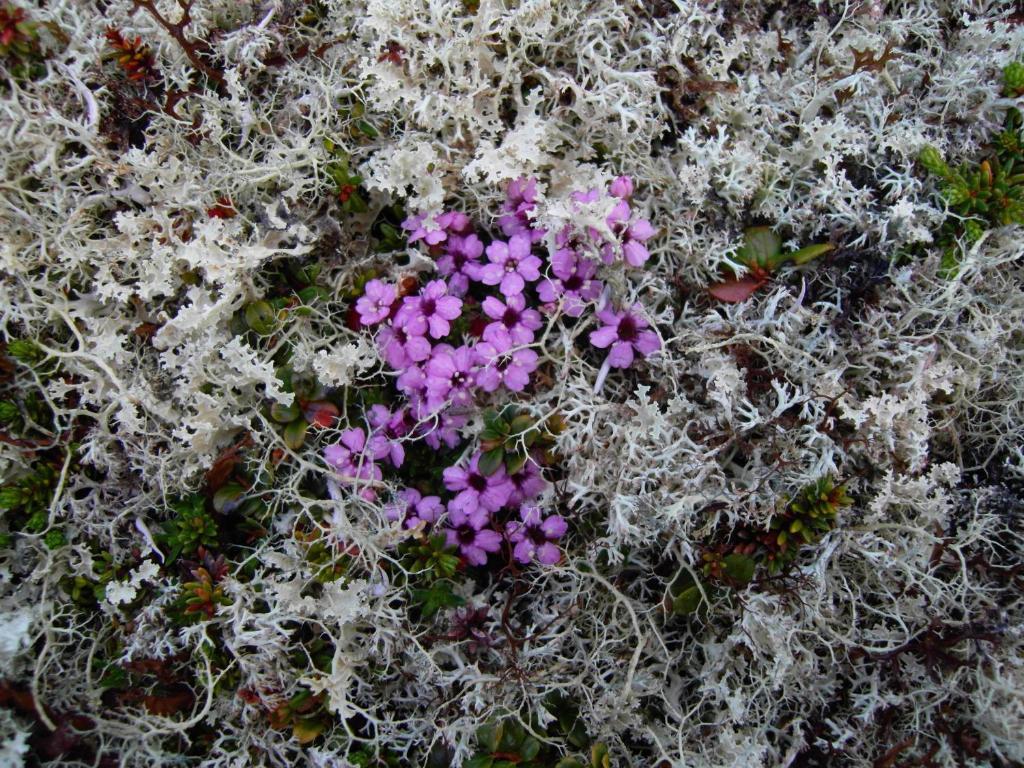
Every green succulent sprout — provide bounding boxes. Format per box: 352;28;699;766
159;495;219;563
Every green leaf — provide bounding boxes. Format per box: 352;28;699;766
477;723;502;753
0;401;18;423
464;758;493;768
504;450;529;476
590;743;610;768
283;419;309;450
245;301;277;335
787;242;834;265
212;483;246;514
671;585;704;615
477;447;505;477
520;737;541;761
509;414;533;434
740;226;781;267
722;553;756;585
270;401;301;423
412;581;465;618
555;761;585;768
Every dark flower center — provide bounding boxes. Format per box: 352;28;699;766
451;371;467;387
457;525;477;544
528;525;547;545
564;274;583;291
502;307;520;327
468;473;488;492
617;315;638;342
421;298;437;315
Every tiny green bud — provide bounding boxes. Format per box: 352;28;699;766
918;146;950;178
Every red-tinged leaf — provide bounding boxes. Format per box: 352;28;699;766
143;686;194;716
708;278;763;303
304;401;339;429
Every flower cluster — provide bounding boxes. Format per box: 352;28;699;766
326;176;661;568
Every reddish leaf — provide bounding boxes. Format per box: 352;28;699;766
143;686;194;716
708;277;763;303
304;401;339;429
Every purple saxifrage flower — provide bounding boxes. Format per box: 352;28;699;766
444;504;502;566
480;294;543;346
443;452;514;518
477;233;542;296
589;304;661;369
385;488;444;529
355;279;396;326
376;322;432;370
395;279;463;339
474;341;539;393
537;248;603;317
436;233;484;296
506;506;567;565
367;404;412;468
403;210;472;247
424;344;478;412
506;460;547;507
323;427;388;500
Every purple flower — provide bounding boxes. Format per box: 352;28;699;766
424;344;478;412
506;506;567;565
474;341;539;393
537;248;603;317
386;488;444;529
355;279;396;326
367;404;412;467
323;428;388;500
395;279;463;339
416;408;467;450
444;504;503;566
403;210;472;247
609;175;634;199
443;452;514;518
476;234;542;296
436;234;484;296
480;294;543;346
589;305;661;369
498;177;545;241
600;199;655;267
507;461;548;507
396;362;427;400
376;322;432;370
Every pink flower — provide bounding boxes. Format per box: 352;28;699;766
474;341;539;393
507;461;547;507
323;428;388;500
355;279;396;326
386;488;444;529
537;248;602;317
476;234;542;296
376;322;432;370
424;344;478;412
589;305;661;369
498;177;545;241
506;506;567;565
443;452;514;518
609;175;634;199
367;404;412;467
395;279;463;339
403;210;472;246
444;504;502;566
416;408;467;450
480;294;542;346
436;234;484;296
